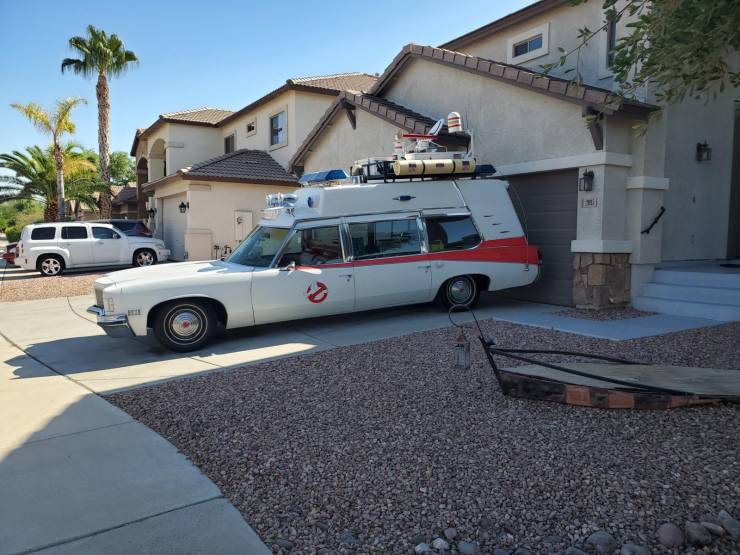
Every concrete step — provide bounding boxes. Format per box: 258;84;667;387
641;282;740;306
633;295;740;322
653;268;740;289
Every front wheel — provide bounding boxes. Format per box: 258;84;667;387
438;275;480;309
133;249;157;268
153;300;216;352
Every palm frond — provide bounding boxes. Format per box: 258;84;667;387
10;102;52;134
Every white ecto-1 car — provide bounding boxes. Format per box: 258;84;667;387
89;178;540;352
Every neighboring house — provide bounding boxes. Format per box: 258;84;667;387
111;185;139;219
289;0;740;312
131;72;377;261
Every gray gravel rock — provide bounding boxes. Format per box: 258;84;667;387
685;521;712;546
564;548;588;555
619;543;650;555
432;538;449;551
699;520;725;536
273;538;295;550
458;541;479;555
543;535;562;545
585;530;618;554
719;509;740;538
414;542;431;553
443;528;457;541
656;523;683;547
492;549;511;555
513;549;531;555
337;530;359;545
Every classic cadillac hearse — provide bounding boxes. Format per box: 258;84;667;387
89;116;541;351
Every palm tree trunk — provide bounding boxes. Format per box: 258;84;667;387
96;71;112;219
45;199;58;223
53;139;65;222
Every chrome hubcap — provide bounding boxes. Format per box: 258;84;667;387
41;259;60;275
171;311;200;338
137;252;154;266
449;278;473;304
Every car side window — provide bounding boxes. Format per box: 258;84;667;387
425;216;481;252
92;227;119;240
349;219;421;260
61;226;88;240
277;225;343;266
30;227;56;240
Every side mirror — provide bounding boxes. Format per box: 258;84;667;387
279;260;296;272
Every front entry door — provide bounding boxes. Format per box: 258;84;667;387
251;223;355;324
347;215;432;310
91;226;125;264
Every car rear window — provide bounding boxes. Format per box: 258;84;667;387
30;227;56;240
425;215;481;252
61;226;88;240
113;221;135;231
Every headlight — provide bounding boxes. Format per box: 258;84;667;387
104;297;115;314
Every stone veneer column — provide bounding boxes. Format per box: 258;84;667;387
573;253;631;309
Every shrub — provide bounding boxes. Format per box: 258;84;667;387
4;226;21;243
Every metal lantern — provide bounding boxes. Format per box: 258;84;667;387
454;329;471;370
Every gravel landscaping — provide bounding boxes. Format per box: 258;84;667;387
551;307;656;321
0;269;101;302
108;320;740;554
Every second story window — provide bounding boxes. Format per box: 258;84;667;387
270;111;286;147
224;134;235;154
606;20;617;66
246;119;256;136
513;34;543;58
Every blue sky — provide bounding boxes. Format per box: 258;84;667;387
0;0;531;157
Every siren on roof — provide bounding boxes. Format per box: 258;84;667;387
299;169;349;187
448;112;463;133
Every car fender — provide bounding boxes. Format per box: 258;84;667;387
28;246;70;268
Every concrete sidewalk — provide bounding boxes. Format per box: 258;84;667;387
0;335;269;554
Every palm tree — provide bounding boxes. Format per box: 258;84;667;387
0;144;101;221
11;98;87;221
62;25;138;219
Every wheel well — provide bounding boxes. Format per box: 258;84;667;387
438;273;490;297
133;247;157;262
35;253;65;270
147;297;228;329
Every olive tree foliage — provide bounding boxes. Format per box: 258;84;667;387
543;0;740;118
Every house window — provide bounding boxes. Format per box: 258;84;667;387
224;134;235;154
246;119;256;136
270;111;286;147
606;20;617;66
513;34;543;58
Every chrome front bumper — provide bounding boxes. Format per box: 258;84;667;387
87;306;134;338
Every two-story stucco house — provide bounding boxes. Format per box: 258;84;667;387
289;0;740;319
131;72;377;261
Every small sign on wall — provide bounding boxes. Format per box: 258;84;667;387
581;197;599;208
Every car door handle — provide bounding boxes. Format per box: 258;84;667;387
96;240;105;245
417;264;431;269
338;274;353;280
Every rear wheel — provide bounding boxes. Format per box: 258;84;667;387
133;249;156;268
439;275;480;309
153;300;216;352
37;255;64;276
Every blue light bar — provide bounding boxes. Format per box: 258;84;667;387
299;169;348;184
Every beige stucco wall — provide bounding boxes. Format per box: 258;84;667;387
302;108;408;174
152;178;296;261
143;123;222;181
219;90;335;169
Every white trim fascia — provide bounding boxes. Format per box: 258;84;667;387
507;22;550;65
165;142;185;149
571;239;632;253
626;176;670;190
495;151;633;177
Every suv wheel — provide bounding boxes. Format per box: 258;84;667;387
38;255;64;276
133;249;156;268
153;300;216;352
439;275;480;309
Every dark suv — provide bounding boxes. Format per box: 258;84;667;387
93;219;152;237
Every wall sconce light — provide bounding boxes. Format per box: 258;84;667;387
178;201;189;214
578;170;595;191
147;207;157;217
696;141;711;162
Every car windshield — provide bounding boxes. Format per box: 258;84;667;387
227;226;290;267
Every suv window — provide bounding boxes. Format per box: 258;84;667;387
278;226;343;266
92;226;120;240
349;219;421;260
61;226;88;240
425;216;481;252
30;227;56;240
112;221;135;231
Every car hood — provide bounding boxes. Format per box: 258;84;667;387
101;260;253;285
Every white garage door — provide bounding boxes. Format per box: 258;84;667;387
163;194;187;261
496;170;578;306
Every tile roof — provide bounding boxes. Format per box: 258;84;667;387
287;72;378;92
370;44;656;115
112;185;138;205
174;149;298;186
289;92;468;172
159;107;234;125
